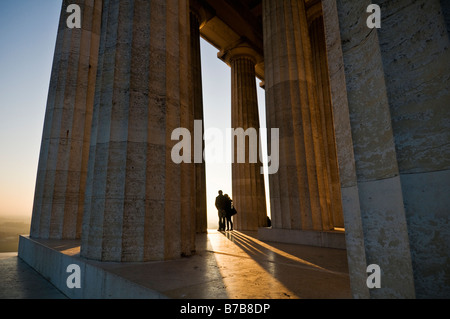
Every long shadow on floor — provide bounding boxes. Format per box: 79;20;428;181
219;230;352;299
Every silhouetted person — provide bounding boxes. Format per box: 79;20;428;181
224;194;234;231
215;190;227;231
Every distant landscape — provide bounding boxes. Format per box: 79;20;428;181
0;215;31;252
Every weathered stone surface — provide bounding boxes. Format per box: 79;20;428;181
226;46;268;231
321;0;369;299
190;8;208;234
440;0;450;35
309;14;344;229
374;0;450;298
334;0;415;298
375;0;450;174
81;0;193;262
30;0;102;240
263;0;335;232
400;170;450;298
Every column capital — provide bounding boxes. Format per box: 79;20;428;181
218;40;261;66
190;0;209;28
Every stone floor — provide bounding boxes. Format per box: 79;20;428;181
1;230;352;299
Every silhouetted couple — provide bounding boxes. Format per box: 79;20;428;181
215;190;236;231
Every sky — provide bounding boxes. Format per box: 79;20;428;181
0;1;62;218
0;0;269;228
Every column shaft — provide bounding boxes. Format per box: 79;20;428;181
309;16;344;228
375;0;450;298
334;0;415;298
81;0;194;262
321;0;369;299
263;0;332;232
30;0;102;240
190;9;208;234
231;55;267;231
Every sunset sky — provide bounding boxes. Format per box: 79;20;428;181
0;0;269;227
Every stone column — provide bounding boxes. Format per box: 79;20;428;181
30;0;102;240
321;0;369;299
374;0;450;298
190;4;208;234
81;0;194;262
222;45;268;231
333;0;415;298
262;0;333;232
309;14;344;229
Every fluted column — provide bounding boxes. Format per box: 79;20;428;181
309;15;344;229
190;5;207;234
30;0;102;240
224;45;268;231
333;0;415;298
263;0;333;232
81;0;194;262
374;0;450;298
321;0;369;299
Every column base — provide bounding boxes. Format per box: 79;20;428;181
18;236;166;299
258;227;346;250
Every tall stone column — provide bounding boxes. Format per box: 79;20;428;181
321;0;369;299
30;0;102;240
333;0;415;298
222;45;268;231
262;0;333;232
374;0;450;298
190;4;208;234
309;14;344;229
81;0;194;262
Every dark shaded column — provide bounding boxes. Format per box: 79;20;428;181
223;45;268;231
375;0;450;298
309;15;344;229
321;0;369;299
190;5;208;234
